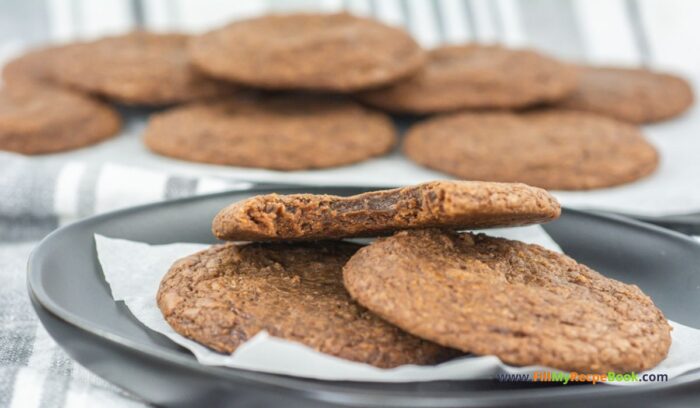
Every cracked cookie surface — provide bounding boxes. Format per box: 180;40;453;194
157;241;459;367
343;229;672;373
0;83;121;154
43;32;235;105
189;12;425;92
359;44;577;113
144;93;396;170
404;110;659;190
557;66;693;123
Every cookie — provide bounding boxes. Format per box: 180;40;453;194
45;32;235;105
2;45;69;85
212;180;560;241
404;110;659;190
143;94;397;170
189;13;426;92
157;241;459;367
0;83;121;154
358;44;578;113
557;66;694;123
343;229;672;373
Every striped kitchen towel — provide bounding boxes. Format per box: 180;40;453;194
0;151;250;241
0;242;147;407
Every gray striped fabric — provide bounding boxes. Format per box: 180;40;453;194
0;1;698;406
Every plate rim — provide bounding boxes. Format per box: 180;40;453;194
26;187;700;405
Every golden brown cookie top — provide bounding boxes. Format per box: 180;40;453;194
404;110;659;190
212;180;560;241
143;93;396;170
557;65;694;123
157;241;459;367
343;229;672;373
44;32;235;105
189;13;426;92
358;44;578;113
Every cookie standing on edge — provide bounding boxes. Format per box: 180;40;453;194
157;241;460;368
45;32;236;105
358;44;578;113
144;94;397;170
403;110;659;190
0;83;121;154
343;229;672;373
557;66;694;123
189;13;426;92
212;180;560;241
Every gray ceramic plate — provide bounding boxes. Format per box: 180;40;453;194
27;186;700;407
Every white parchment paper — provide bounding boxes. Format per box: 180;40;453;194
95;229;700;385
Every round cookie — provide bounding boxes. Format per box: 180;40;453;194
0;83;121;154
157;241;459;368
557;66;694;123
403;110;659;190
358;44;578;113
143;94;397;170
2;45;69;85
189;13;426;92
46;32;235;105
212;180;560;241
343;229;672;373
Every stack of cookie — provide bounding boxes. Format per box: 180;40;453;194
1;12;694;191
157;181;672;373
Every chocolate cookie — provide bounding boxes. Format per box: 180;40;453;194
45;32;235;105
157;241;459;367
0;83;121;154
2;45;68;85
143;94;397;170
557;66;694;123
343;229;672;373
189;13;426;92
358;44;578;113
212;181;560;241
404;110;659;190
